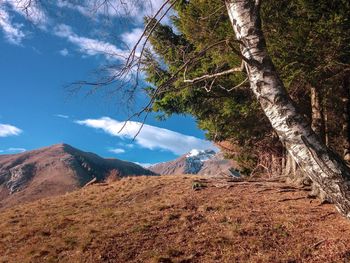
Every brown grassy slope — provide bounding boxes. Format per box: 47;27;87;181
1;175;350;263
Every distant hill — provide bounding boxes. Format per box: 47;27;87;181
149;149;240;177
0;143;154;208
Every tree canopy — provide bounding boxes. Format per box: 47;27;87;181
142;0;350;174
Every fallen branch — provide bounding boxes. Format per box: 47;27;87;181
311;239;326;249
320;212;337;220
278;197;306;202
256;188;274;193
84;177;97;187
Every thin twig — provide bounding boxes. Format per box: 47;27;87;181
219;77;249;92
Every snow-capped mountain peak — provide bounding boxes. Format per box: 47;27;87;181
186;149;216;159
184;149;217;173
149;149;239;177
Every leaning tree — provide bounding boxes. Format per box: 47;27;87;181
225;0;350;217
126;0;350;218
136;0;350;217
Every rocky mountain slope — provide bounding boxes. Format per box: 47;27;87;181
1;175;350;262
149;149;240;177
0;143;154;208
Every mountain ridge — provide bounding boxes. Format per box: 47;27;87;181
149;149;240;177
0;143;154;208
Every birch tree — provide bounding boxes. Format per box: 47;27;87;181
225;0;350;217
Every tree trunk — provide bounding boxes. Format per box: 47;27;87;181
310;85;325;142
309;85;327;198
324;104;329;146
225;0;350;218
342;77;350;163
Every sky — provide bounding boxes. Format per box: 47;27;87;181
0;0;216;165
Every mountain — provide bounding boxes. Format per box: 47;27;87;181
149;149;240;177
0;143;154;208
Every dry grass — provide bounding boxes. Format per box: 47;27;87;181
1;175;350;263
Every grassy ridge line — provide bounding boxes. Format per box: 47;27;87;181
0;175;350;263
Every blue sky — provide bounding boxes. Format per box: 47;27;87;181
0;0;216;165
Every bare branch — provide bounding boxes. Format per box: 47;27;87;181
134;0;177;82
203;77;217;92
200;5;226;20
184;65;245;83
124;0;174;70
116;39;237;136
219;77;249;92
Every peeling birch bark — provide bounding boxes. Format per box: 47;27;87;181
324;105;329;146
342;77;350;163
310;85;325;142
225;0;350;218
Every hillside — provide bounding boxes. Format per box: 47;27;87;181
1;175;350;262
149;150;239;177
0;143;154;208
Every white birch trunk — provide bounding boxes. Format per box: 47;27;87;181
342;77;350;163
225;0;350;217
310;85;325;142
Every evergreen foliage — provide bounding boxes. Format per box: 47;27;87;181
142;0;350;174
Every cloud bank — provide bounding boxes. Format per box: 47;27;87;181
53;24;128;60
57;0;167;22
0;123;22;137
0;0;48;45
1;0;171;61
55;0;172;58
0;6;25;45
76;117;217;155
5;0;48;25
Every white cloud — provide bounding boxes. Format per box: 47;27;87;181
56;0;91;17
59;48;69;56
5;0;48;26
0;6;25;45
121;27;144;49
7;147;26;153
54;114;69;119
0;0;48;44
117;142;134;149
0;147;26;154
76;117;217;155
57;0;168;22
56;0;174;53
109;148;125;154
0;123;22;137
53;24;128;60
